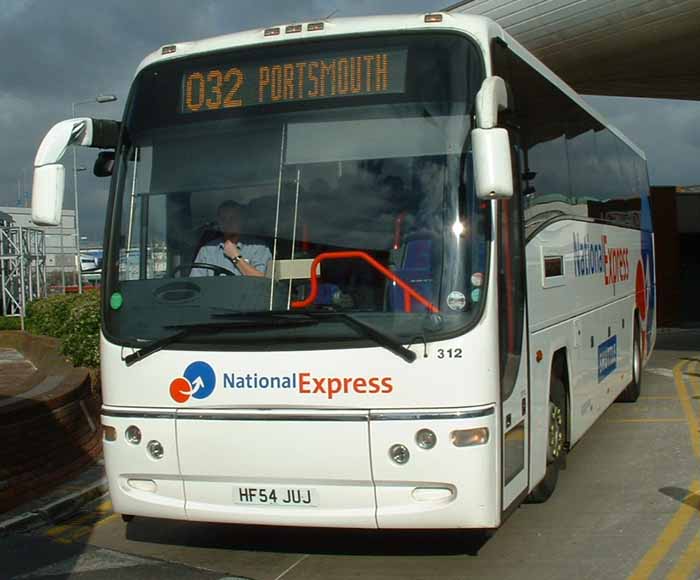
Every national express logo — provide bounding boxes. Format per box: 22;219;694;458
169;361;216;403
169;365;394;403
573;233;630;285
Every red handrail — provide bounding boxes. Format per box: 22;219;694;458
393;211;407;250
291;250;439;313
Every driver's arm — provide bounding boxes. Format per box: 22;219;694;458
234;258;265;278
226;241;268;278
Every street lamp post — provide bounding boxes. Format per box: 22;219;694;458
72;94;117;293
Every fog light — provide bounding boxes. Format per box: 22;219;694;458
415;428;437;449
125;425;142;445
103;426;116;441
451;427;489;447
147;440;164;460
389;444;410;464
127;479;157;492
411;487;454;502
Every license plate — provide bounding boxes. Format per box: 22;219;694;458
233;486;318;507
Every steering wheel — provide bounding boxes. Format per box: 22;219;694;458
172;262;234;277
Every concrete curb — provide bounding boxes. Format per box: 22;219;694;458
0;477;109;535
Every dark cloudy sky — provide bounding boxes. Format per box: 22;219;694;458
1;0;699;243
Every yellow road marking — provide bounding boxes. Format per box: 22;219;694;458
54;513;118;544
673;360;700;459
628;360;700;579
47;499;115;543
666;529;700;580
94;499;112;513
687;361;700;397
607;418;687;424
627;481;700;580
47;511;100;538
639;396;680;400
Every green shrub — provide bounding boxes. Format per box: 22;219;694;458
25;291;101;368
0;316;21;330
25;294;75;337
61;292;101;368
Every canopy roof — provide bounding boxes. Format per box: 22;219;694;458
445;0;700;100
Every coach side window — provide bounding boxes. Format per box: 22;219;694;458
490;39;526;401
497;45;573;231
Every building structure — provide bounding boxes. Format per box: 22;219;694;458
650;186;700;327
0;206;78;292
0;212;46;318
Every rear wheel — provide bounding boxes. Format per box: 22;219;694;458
527;375;567;503
617;317;642;403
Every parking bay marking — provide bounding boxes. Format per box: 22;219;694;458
47;499;116;544
628;359;700;579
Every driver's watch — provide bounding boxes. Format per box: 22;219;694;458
231;256;241;265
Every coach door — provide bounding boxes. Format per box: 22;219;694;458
498;190;530;512
490;40;531;508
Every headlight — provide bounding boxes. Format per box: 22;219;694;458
415;428;437;449
147;440;164;460
389;443;410;465
125;425;142;445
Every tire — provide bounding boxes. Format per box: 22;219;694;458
527;375;567;504
616;317;642;403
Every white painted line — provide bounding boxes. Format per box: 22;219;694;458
274;554;309;580
646;367;674;378
0;511;41;532
14;548;157;578
38;479;108;516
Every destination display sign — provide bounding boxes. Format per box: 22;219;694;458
181;49;407;113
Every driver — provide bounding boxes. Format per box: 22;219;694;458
190;201;271;277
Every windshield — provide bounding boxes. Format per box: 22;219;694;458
104;33;488;349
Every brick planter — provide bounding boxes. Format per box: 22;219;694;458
0;331;101;513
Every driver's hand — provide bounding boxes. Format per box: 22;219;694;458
223;240;241;261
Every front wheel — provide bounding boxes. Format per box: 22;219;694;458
527;376;567;503
616;317;642;403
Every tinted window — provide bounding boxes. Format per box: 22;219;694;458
493;43;646;233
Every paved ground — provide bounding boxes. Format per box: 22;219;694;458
3;330;700;580
0;347;35;394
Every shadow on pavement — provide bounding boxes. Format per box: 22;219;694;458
125;517;492;557
659;486;700;510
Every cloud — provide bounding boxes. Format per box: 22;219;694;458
1;0;699;243
587;96;700;186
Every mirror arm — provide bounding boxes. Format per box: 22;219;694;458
91;119;121;150
33;118;121;168
475;76;509;130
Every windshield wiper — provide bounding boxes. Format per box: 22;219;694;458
213;309;417;363
123;315;318;367
124;311;416;366
304;311;416;364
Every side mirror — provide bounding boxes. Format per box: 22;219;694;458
32;164;65;226
31;117;121;226
472;75;513;200
94;150;115;177
472;128;514;200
